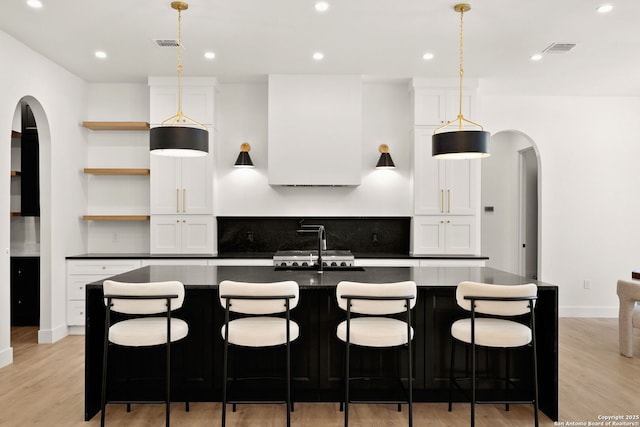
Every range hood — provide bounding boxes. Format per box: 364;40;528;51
267;74;362;186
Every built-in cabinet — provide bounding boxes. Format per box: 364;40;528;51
413;87;473;126
413;128;477;215
411;79;481;256
10;257;39;326
148;77;217;254
149;215;214;254
412;216;476;255
150;155;212;214
66;259;142;332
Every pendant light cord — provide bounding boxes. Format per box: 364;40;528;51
458;7;465;128
177;7;183;121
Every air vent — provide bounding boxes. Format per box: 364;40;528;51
542;43;576;54
153;39;179;48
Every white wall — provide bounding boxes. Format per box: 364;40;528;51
85;84;150;253
214;81;413;216
1;30;87;367
480;94;640;317
481;131;532;274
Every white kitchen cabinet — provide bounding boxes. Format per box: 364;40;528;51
412;85;474;126
412;216;477;255
150;215;214;254
148;77;216;126
150;149;213;215
414;128;478;215
66;259;141;332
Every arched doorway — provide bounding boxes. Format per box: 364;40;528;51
9;96;51;346
481;130;540;279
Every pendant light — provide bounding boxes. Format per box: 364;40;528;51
432;4;490;159
150;1;209;157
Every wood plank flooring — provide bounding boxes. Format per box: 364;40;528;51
1;318;639;426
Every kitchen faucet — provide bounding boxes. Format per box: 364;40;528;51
297;224;327;272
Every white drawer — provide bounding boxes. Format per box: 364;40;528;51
66;274;103;300
67;300;86;326
67;259;141;275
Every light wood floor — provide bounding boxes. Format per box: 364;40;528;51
1;318;639;426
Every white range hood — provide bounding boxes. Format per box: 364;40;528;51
267;74;362;186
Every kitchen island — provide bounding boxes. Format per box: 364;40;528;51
85;265;558;421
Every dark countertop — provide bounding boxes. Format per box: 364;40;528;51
88;265;550;290
68;252;489;260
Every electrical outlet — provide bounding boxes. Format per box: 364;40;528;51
112;232;119;242
583;280;591;290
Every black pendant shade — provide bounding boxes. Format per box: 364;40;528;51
150;126;208;157
432;130;490;159
376;152;396;168
234;150;254;167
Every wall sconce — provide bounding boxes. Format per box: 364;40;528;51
234;142;254;167
376;144;396;168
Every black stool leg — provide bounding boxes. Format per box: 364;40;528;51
448;337;456;411
505;348;510;412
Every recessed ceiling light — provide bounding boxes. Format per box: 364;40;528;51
313;52;324;61
596;4;614;13
315;2;329;12
530;54;543;61
204;51;216;60
94;51;107;59
422;52;434;61
26;0;43;8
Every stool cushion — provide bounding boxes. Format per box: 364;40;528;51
109;317;189;347
337;317;414;348
221;317;300;347
451;318;531;348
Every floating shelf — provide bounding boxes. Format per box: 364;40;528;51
83;168;150;175
82;121;150;131
82;215;150;221
11;170;21;177
10;212;21;217
11;130;21;138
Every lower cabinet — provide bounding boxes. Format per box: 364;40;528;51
10;257;40;326
150;215;214;254
412;215;477;255
66;259;141;332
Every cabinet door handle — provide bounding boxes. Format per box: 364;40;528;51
447;189;451;213
183;188;186;213
440;190;444;213
176;189;180;213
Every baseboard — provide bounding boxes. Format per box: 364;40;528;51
559;306;618;318
38;323;69;344
68;325;85;335
0;345;13;368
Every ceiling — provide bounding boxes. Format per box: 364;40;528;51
2;0;639;95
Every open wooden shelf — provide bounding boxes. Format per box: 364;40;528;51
82;215;150;221
82;121;150;131
10;212;22;217
11;130;21;138
11;170;21;177
83;168;150;175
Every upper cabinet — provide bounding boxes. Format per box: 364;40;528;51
267;74;362;186
150;149;213;215
411;79;476;127
148;76;216;126
413;128;478;215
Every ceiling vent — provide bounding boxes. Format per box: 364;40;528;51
542;43;576;54
152;39;180;48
